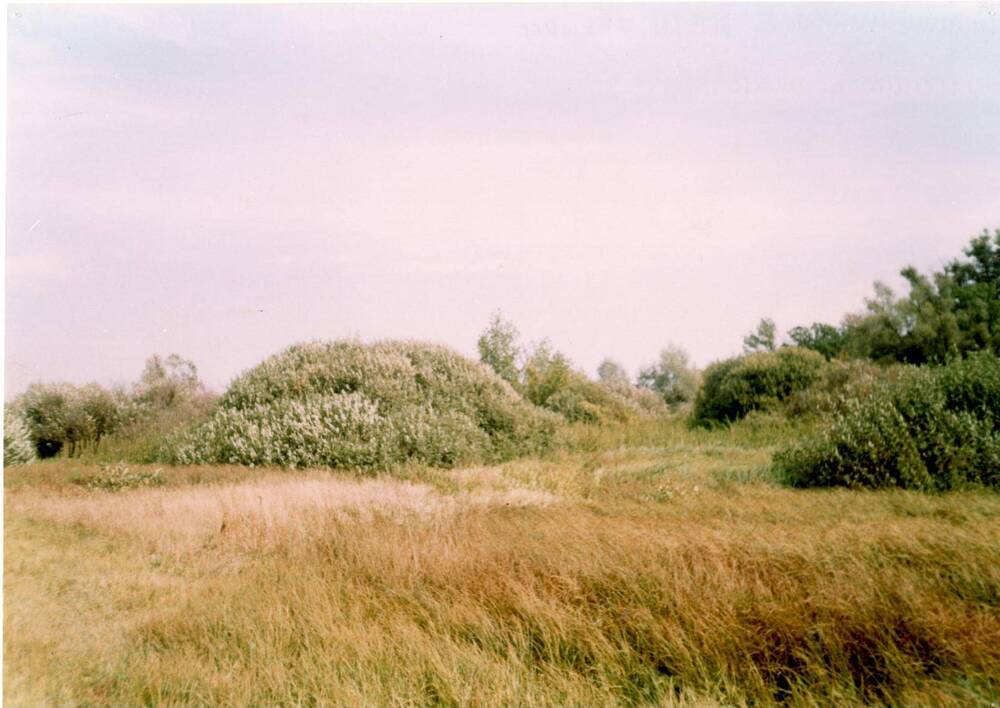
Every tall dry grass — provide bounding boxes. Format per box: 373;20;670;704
6;422;1000;706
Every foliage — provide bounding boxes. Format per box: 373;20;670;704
795;228;1000;365
520;341;573;406
173;340;559;470
782;358;899;417
12;353;207;461
775;352;1000;489
742;317;777;354
75;462;165;492
86;391;218;464
596;358;629;389
476;312;521;387
787;322;848;360
691;348;827;426
637;345;699;409
135;353;203;409
4;407;36;466
522;342;664;423
16;383;95;458
477;315;665;424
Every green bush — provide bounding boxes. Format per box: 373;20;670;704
691;348;827;426
522;344;665;424
775;353;1000;490
4;407;36;466
11;359;207;462
16;383;96;458
172;340;559;470
782;359;903;417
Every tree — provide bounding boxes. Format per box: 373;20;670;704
136;353;202;408
597;358;630;390
476;312;522;387
742;318;777;354
787;322;847;360
944;228;1000;356
521;340;572;407
637;345;698;408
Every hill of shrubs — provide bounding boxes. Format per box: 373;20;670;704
8;228;1000;491
171;340;560;470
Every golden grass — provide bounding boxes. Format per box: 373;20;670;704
8;473;557;560
5;418;1000;706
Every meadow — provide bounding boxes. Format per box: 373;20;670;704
6;416;999;707
8;232;1000;706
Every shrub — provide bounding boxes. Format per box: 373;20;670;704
172;340;559;470
691;348;827;426
4;407;36;466
775;353;1000;490
16;383;88;458
76;462;165;492
782;359;902;417
522;343;664;424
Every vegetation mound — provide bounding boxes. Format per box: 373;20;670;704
775;352;1000;490
172;340;560;470
691;347;826;426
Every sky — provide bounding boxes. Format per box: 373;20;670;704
6;3;1000;396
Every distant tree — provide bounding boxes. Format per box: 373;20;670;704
830;229;1000;366
840;283;909;363
742;318;777;354
787;322;847;360
896;266;961;364
637;345;699;408
136;353;202;408
521;340;573;407
597;358;630;390
943;228;1000;356
477;312;522;387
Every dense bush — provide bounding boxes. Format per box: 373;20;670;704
775;353;1000;490
11;354;208;461
691;348;827;426
173;340;560;470
476;315;666;424
522;343;665;423
15;383;107;458
782;359;902;417
4;407;36;466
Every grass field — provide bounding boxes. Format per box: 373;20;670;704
5;417;1000;706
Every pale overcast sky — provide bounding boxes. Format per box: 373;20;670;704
6;3;1000;396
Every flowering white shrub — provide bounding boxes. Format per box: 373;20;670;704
4;407;36;466
172;341;559;470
